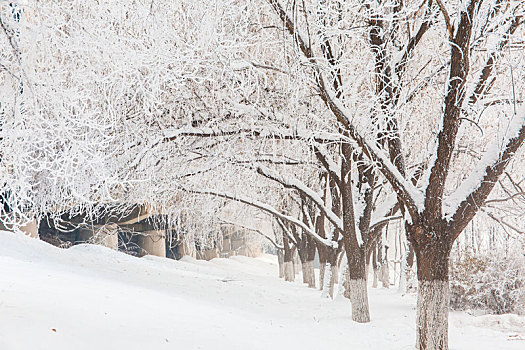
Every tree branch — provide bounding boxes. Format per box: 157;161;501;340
255;165;344;233
182;187;337;248
435;0;453;39
219;219;283;250
450;113;525;236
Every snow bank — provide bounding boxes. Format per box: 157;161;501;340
0;231;523;350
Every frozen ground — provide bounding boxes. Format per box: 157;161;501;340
0;231;523;350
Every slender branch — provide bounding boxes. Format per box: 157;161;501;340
220;219;283;249
255;165;344;233
313;144;342;189
268;0;424;216
163;126;342;143
451;115;525;236
369;215;403;233
182;187;337;248
484;191;525;205
275;217;298;245
480;208;524;235
469;16;523;105
435;0;453;39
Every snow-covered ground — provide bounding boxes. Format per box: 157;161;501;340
0;231;523;350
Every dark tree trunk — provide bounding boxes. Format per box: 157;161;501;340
300;234;316;288
341;142;370;323
283;234;294;282
409;223;453;350
318;244;327;289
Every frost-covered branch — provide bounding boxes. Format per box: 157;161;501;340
219;219;283;249
450;110;525;235
255;165;343;233
182;187;336;248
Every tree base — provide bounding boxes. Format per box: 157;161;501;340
416;280;449;350
284;261;294;282
350;279;370;323
302;260;316;288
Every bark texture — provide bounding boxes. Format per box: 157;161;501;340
277;250;284;278
349;279;371;323
284;261;295;282
416;280;449;350
302;260;316;288
411;224;452;350
372;245;378;288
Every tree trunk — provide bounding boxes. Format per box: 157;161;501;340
372;244;378;288
382;245;390;288
318;246;327;290
337;258;348;298
416;279;450;350
284;260;294;282
329;264;338;296
321;262;337;299
399;244;414;293
283;236;294;282
298;234;316;288
277;249;284;278
340;142;370;323
321;263;331;298
412;226;452;350
301;259;316;288
347;249;370;323
343;266;351;299
319;263;325;290
293;249;300;276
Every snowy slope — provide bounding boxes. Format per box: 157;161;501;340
0;231;523;350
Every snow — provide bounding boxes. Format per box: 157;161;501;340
323;78;425;213
443;108;525;219
257;165;344;232
1;231;524;350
